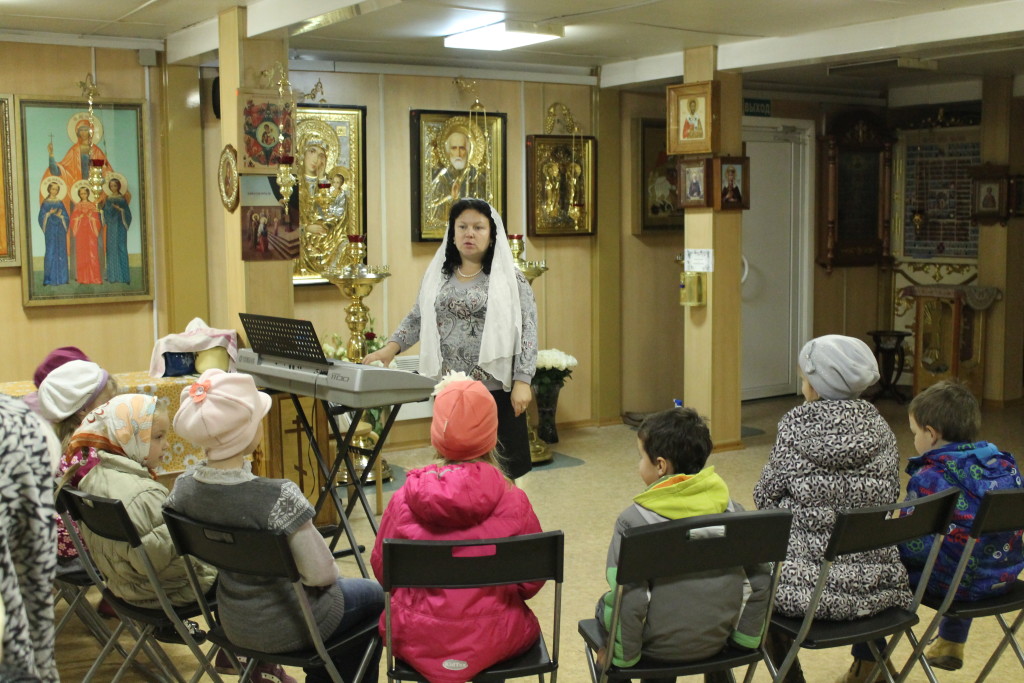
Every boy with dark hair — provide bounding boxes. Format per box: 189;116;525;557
595;407;771;683
899;380;1023;671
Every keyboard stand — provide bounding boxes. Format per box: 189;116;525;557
287;395;401;579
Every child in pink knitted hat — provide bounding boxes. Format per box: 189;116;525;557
167;369;381;683
370;375;545;683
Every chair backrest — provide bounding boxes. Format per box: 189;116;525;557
163;507;360;683
615;509;793;586
968;488;1024;538
59;486;144;548
162;507;299;581
381;531;564;591
824;487;961;561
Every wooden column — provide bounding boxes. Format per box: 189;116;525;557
212;7;293;332
682;46;743;449
593;88;623;424
160;64;210;332
977;77;1023;403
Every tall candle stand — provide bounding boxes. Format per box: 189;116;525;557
508;234;551;464
321;234;393;483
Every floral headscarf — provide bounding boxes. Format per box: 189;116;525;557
67;393;158;466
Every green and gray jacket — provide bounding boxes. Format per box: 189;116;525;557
596;467;771;667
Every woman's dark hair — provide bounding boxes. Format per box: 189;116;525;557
441;198;497;276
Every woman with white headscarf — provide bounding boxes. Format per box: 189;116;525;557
363;198;538;478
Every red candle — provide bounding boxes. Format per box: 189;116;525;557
280;154;294;165
348;234;366;243
508;234;523;240
90;158;105;167
318;181;331;189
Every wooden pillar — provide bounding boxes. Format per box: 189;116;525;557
977;77;1023;403
681;46;743;449
593;88;623;424
212;7;293;332
160;64;210;332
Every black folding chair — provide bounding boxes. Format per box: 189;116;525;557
381;531;564;682
767;488;960;683
896;487;1024;683
57;486;223;683
578;509;793;683
162;507;380;683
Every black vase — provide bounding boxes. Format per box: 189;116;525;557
535;382;562;443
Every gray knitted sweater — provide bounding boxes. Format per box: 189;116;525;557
165;466;345;652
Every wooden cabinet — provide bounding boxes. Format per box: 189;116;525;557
902;285;1001;399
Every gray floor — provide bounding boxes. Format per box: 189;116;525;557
55;394;1024;681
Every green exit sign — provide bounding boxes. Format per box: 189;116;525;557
744;98;772;117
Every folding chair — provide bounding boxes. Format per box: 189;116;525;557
162;507;380;683
897;487;1024;683
578;509;794;683
767;488;960;683
57;486;224;683
381;531;564;682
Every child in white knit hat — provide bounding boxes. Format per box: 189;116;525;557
167;368;382;683
753;335;911;683
37;358;118;451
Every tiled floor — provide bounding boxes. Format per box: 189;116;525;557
55;394;1024;681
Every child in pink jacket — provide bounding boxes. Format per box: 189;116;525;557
371;376;544;683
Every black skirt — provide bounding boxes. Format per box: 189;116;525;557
489;389;532;479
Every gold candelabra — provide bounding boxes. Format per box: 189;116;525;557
322;234;393;484
509;234;551;464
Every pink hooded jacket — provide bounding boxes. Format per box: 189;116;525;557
371;461;543;683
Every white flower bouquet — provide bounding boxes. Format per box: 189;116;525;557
533;348;578;395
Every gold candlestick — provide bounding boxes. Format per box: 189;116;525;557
508;234;552;464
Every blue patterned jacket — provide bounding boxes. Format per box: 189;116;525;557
899;441;1024;601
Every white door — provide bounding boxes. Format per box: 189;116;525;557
741;120;814;400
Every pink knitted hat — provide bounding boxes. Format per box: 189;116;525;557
34;346;91;388
430;379;498;461
173;369;271;461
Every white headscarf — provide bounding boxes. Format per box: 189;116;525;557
417;200;522;391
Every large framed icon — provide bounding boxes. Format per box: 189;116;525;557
17;96;151;306
410;109;506;241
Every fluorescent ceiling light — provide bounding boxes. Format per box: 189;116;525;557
444;21;563;51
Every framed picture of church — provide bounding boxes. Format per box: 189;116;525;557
0;94;20;267
16;97;151;306
666;80;718;155
525;134;597;236
410;109;506;241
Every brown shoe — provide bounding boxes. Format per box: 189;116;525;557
925;637;964;671
835;657;895;683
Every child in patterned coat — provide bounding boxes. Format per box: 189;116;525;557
754;335;911;683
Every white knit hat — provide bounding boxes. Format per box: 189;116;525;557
37;360;110;422
798;335;879;400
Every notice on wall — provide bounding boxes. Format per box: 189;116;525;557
683;248;714;272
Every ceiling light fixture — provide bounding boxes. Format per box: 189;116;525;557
444;21;563;51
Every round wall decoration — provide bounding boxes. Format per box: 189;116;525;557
218;144;240;212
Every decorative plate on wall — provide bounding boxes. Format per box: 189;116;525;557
218;144;239;212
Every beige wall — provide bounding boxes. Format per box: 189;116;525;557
0;43;166;381
618;92;686;413
3;39;1019;425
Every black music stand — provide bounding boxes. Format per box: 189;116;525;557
239;313;397;578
